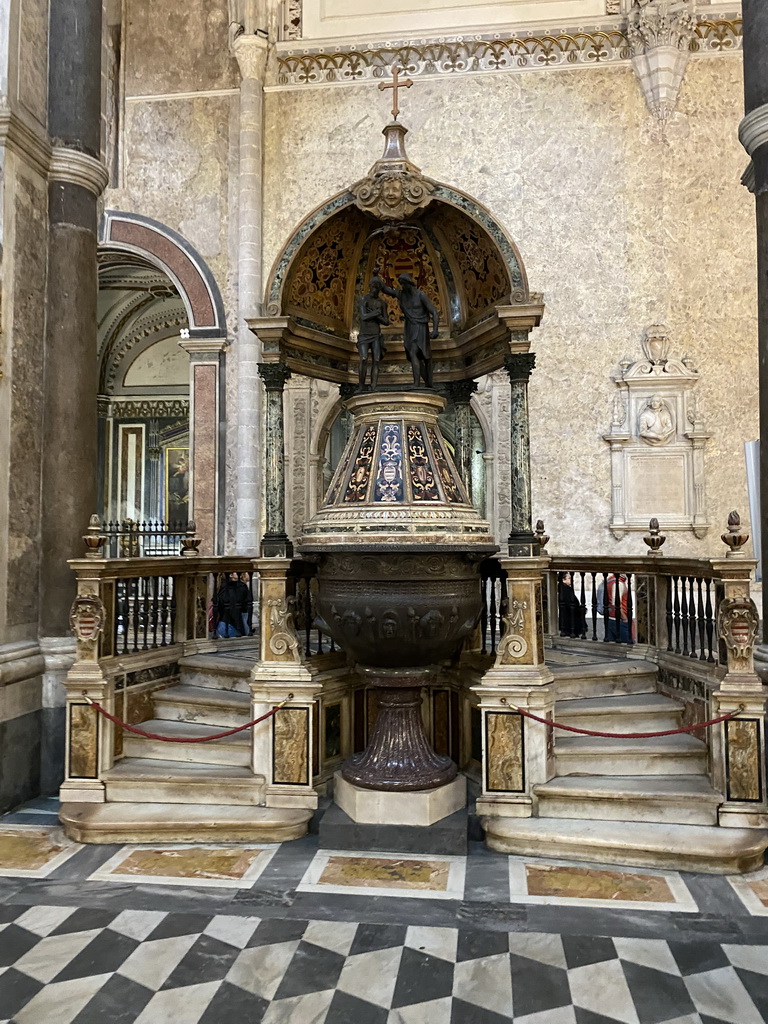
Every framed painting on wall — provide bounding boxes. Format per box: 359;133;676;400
165;447;189;526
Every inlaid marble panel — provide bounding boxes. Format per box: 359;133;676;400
273;707;310;786
298;849;466;900
485;711;524;793
89;843;277;888
68;703;98;779
0;826;80;877
725;718;764;803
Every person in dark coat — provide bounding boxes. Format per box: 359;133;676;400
216;571;251;638
558;571;586;638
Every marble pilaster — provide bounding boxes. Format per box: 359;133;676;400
259;362;293;557
180;338;228;555
232;33;269;555
504;353;536;556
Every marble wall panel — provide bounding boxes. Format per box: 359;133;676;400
124;0;237;96
15;0;48;125
485;711;524;793
4;159;46;633
0;710;41;813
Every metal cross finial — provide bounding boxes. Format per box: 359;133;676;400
378;65;413;121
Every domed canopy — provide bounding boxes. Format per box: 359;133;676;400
254;121;544;385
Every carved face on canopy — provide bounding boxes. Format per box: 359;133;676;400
381;174;404;208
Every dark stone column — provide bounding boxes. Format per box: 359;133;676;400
504;353;537;556
444;380;478;493
259;363;293;558
741;2;768;669
41;0;105;637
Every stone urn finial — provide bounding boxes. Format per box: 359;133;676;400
643;517;666;555
181;520;202;557
83;513;106;559
721;510;750;558
534;519;550;550
641;325;671;367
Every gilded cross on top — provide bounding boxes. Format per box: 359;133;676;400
378;65;413;121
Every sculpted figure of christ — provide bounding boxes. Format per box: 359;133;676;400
357;276;390;390
380;273;439;388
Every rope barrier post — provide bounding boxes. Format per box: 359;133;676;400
711;549;768;828
474;554;556;822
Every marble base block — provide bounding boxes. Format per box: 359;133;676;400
334;771;466;826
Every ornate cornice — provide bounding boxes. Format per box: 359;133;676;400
0;106;51;178
49;147;109;195
274;17;741;88
232;33;269;81
109;399;190;419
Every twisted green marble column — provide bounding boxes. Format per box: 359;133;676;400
504;353;536;556
259;363;293;558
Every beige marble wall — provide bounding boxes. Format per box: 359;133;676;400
263;55;757;557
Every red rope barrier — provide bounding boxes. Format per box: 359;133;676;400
84;697;291;743
501;701;744;739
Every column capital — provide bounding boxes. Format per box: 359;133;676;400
49;146;109;195
259;362;291;390
232;32;269;80
443;379;478;405
504;352;536;383
179;337;229;359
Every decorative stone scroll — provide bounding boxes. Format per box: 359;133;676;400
604;325;710;538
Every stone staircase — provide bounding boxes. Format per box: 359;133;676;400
483;652;768;873
60;645;313;844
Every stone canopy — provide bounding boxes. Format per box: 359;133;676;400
250;121;544;385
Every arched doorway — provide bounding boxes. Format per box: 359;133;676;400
97;250;190;544
98;212;229;553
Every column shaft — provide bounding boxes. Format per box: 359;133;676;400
233;37;268;554
259;363;293;557
444;380;477;493
504;354;536;556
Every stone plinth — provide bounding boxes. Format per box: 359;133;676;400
334;771;466;826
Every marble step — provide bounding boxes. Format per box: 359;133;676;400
555;693;684;733
103;758;265;806
60;801;312;845
153;685;251;728
482;816;768;874
555;732;707;776
551;659;658;701
179;654;254;694
122;719;251;767
534;775;722;826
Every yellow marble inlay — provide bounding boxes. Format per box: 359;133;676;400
0;829;65;870
525;863;674;903
108;847;264;881
748;879;768;908
319;856;450;891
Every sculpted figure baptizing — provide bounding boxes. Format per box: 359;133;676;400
381;273;439;388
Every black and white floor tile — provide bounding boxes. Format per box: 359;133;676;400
1;905;768;1023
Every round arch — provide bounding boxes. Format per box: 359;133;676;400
100;210;227;335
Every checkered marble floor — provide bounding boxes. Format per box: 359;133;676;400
1;904;767;1024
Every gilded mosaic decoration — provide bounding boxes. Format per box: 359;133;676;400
431;206;510;322
342;424;378;503
374;423;405;503
368;227;444;326
284;209;367;333
426;425;464;503
407;424;440;503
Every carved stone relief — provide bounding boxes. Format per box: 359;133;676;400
604;325;710;538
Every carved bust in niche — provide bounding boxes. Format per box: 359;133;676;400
638;394;675;446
